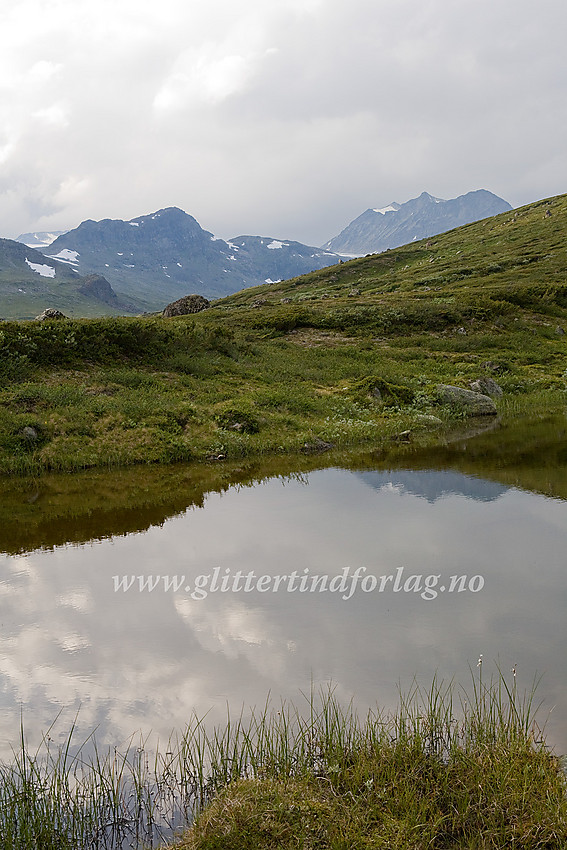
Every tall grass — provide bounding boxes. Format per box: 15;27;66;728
1;672;566;849
176;673;567;849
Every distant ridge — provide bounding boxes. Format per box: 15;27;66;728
323;190;512;255
41;207;342;311
16;230;68;249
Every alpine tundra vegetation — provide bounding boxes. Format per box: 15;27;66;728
0;192;565;476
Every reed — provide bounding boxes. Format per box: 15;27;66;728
1;672;566;849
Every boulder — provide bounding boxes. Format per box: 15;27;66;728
300;438;334;454
435;384;497;416
413;414;443;428
22;426;39;442
35;308;68;321
162;294;210;317
469;376;503;398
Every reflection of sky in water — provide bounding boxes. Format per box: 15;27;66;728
1;467;566;758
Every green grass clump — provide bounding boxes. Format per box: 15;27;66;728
169;676;567;850
0;721;154;850
2;674;565;849
346;375;416;405
0;316;235;372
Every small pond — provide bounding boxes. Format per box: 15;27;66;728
1;415;566;768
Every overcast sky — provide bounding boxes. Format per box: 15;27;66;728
1;0;566;246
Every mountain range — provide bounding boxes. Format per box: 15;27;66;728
38;208;341;313
323;190;512;255
1;189;513;319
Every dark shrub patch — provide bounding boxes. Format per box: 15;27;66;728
215;407;260;434
348;376;415;405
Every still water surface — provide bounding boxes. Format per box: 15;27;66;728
1;419;567;761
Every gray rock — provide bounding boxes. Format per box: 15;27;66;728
162;294;210;317
391;430;411;442
35;308;68;321
556;326;565;335
413;414;443;428
435;384;497;416
22;426;39;441
469;377;503;398
482;361;504;374
78;274;123;306
300;438;334;454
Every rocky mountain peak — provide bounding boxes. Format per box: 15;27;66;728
324;189;512;255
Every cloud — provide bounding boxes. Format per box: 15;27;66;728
33;103;69;128
153;40;273;111
0;0;566;243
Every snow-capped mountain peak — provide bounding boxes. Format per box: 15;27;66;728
324;189;512;255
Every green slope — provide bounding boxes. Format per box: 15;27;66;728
214;192;567;313
0;238;142;319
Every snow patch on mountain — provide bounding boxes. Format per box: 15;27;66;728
372;205;399;215
50;249;80;265
25;258;56;277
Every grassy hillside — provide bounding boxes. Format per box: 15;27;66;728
214;191;566;314
0;193;565;476
0;284;138;321
0;238;142;319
